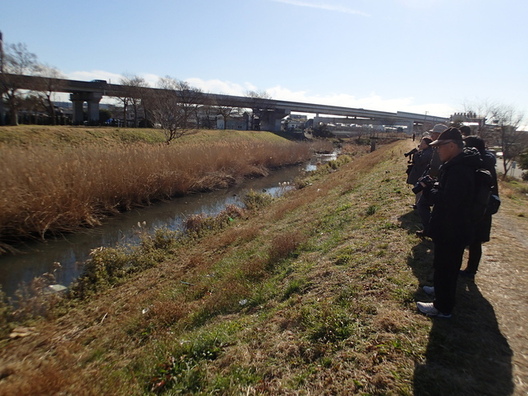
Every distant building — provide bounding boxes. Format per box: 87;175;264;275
284;114;308;131
216;113;249;130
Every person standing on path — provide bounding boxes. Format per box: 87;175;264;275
460;136;499;279
407;137;433;207
415;124;447;237
416;128;482;318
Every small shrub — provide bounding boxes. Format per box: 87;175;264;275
366;205;378;216
282;278;308;300
70;247;131;298
140;227;182;251
302;303;354;343
333;254;352;266
268;232;304;268
239;255;268;282
11;269;63;321
243;190;274;211
184;205;245;238
326;155;352;170
149;355;205;394
184;214;208;235
144;299;190;329
148;331;229;393
202;279;251;317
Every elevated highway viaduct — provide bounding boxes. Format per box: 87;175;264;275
1;74;449;132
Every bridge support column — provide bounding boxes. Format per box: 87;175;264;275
258;109;289;132
407;121;414;135
87;93;102;124
70;93;84;125
70;92;103;125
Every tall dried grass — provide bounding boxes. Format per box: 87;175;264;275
0;140;311;246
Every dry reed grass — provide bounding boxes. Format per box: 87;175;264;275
0;139;310;248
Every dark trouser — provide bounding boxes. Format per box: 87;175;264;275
417;194;431;233
433;240;466;315
466;240;482;274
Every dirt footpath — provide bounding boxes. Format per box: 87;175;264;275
477;195;528;395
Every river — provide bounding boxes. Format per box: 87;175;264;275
0;154;336;298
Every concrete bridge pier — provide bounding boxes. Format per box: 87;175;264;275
70;92;103;125
258;108;289;132
406;121;414;135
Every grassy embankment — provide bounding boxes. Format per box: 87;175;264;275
0;137;526;395
0;126;325;252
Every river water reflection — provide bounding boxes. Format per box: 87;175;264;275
0;155;335;297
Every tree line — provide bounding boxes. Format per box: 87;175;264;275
0;39;272;143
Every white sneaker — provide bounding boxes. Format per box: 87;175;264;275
416;302;451;318
422;286;435;296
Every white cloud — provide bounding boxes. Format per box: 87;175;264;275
185;78;454;117
265;85;454;117
270;0;370;16
66;70;124;85
141;73;162;88
185;78;257;96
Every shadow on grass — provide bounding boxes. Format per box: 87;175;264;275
399;211;514;396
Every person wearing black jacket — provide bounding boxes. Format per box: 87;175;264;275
415;124;446;237
461;136;499;279
407;137;433;206
416;128;482;318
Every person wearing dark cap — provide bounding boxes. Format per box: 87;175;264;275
460;125;472;137
407;136;433;207
461;136;499;279
416;127;482;318
415;124;447;237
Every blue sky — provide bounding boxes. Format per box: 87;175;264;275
1;0;527;119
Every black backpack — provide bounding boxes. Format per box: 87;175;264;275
472;168;500;223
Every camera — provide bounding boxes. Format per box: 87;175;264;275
404;148;418;158
412;175;435;194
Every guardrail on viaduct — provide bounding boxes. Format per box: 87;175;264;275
1;73;450;131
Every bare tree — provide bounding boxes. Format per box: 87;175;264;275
117;75;150;127
35;64;66;125
246;90;272;130
197;105;217;129
465;102;527;178
215;105;236;130
174;79;203;130
246;90;271;100
0;42;41;125
116;76;133;127
124;75;150;127
151;77;203;144
488;105;527;178
151;78;185;143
